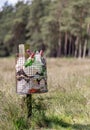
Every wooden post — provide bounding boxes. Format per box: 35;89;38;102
17;44;33;118
26;94;32;118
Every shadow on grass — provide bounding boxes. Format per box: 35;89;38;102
24;96;90;130
43;116;90;130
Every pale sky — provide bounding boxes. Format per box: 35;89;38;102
0;0;18;7
0;0;28;9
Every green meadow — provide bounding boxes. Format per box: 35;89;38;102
0;57;90;130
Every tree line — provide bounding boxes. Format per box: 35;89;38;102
0;0;90;58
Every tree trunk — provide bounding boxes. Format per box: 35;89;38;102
83;39;87;58
75;36;79;57
57;35;61;57
64;32;68;56
88;48;90;57
68;36;72;56
78;41;82;58
72;39;75;56
86;24;90;57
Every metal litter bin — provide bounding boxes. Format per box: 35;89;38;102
15;44;48;94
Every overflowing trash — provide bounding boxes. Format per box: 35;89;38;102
15;44;48;94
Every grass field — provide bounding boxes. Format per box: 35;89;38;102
0;57;90;130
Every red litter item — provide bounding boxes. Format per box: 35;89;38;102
30;52;35;58
29;88;40;93
26;49;31;56
40;50;43;56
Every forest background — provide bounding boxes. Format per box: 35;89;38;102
0;0;90;58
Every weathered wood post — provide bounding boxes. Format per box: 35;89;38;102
26;94;32;118
25;44;32;118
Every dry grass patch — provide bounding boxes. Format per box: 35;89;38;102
0;57;90;130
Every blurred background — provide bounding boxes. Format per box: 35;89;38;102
0;0;90;58
1;0;90;130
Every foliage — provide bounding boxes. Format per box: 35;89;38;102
0;0;90;57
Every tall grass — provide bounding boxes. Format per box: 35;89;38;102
0;57;90;130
